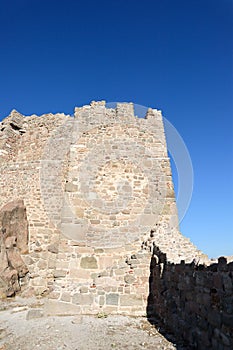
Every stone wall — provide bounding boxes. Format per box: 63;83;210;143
148;248;233;349
0;101;207;315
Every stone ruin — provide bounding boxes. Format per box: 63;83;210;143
0;101;208;314
1;101;232;348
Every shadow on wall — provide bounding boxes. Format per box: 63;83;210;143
147;246;233;350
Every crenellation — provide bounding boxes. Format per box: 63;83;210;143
116;102;135;120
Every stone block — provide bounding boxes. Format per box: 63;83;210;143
61;292;71;302
124;275;136;284
47;243;59;254
98;256;113;269
120;294;143;306
69;268;91;279
61;223;86;241
54;269;67;278
80;256;98;269
65;183;78;192
139;214;157;226
94;248;104;254
99;295;105;306
114;269;125;275
37;260;47;270
48;259;56;269
102;306;118;314
26;309;44;320
72;293;93;305
79;286;88;293
106;293;119;305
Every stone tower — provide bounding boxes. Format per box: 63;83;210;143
0;101;206;315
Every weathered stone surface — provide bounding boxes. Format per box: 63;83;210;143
72;293;94;305
54;270;67;278
26;309;44;320
0;200;29;297
0;200;28;253
80;257;98;269
47;242;59;254
79;286;88;293
124;275;136;284
61;223;86;242
0;101;209;317
65;183;78;192
106;293;119;305
149;248;233;350
61;292;71;302
120;295;143;306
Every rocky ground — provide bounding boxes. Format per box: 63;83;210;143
0;298;186;350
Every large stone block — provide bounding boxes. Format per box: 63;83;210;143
72;293;94;305
80;256;98;269
106;293;119;305
120;294;143;306
61;223;86;241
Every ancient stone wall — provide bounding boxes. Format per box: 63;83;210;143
0;101;207;315
148;250;233;349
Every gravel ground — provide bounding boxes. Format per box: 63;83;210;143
0;299;183;350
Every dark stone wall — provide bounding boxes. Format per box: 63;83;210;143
147;249;233;349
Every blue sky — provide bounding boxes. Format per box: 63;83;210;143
0;0;232;258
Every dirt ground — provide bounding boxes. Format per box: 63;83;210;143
0;298;184;350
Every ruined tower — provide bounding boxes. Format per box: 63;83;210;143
0;101;206;314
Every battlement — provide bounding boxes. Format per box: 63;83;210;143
74;100;162;123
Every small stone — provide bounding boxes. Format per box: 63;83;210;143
48;243;59;254
79;286;88;293
124;275;136;284
65;183;78;192
53;270;67;278
71;316;83;324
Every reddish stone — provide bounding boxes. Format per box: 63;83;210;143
0;200;29;297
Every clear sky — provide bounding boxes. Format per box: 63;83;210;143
0;0;232;258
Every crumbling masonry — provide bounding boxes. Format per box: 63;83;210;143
0;101;209;316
